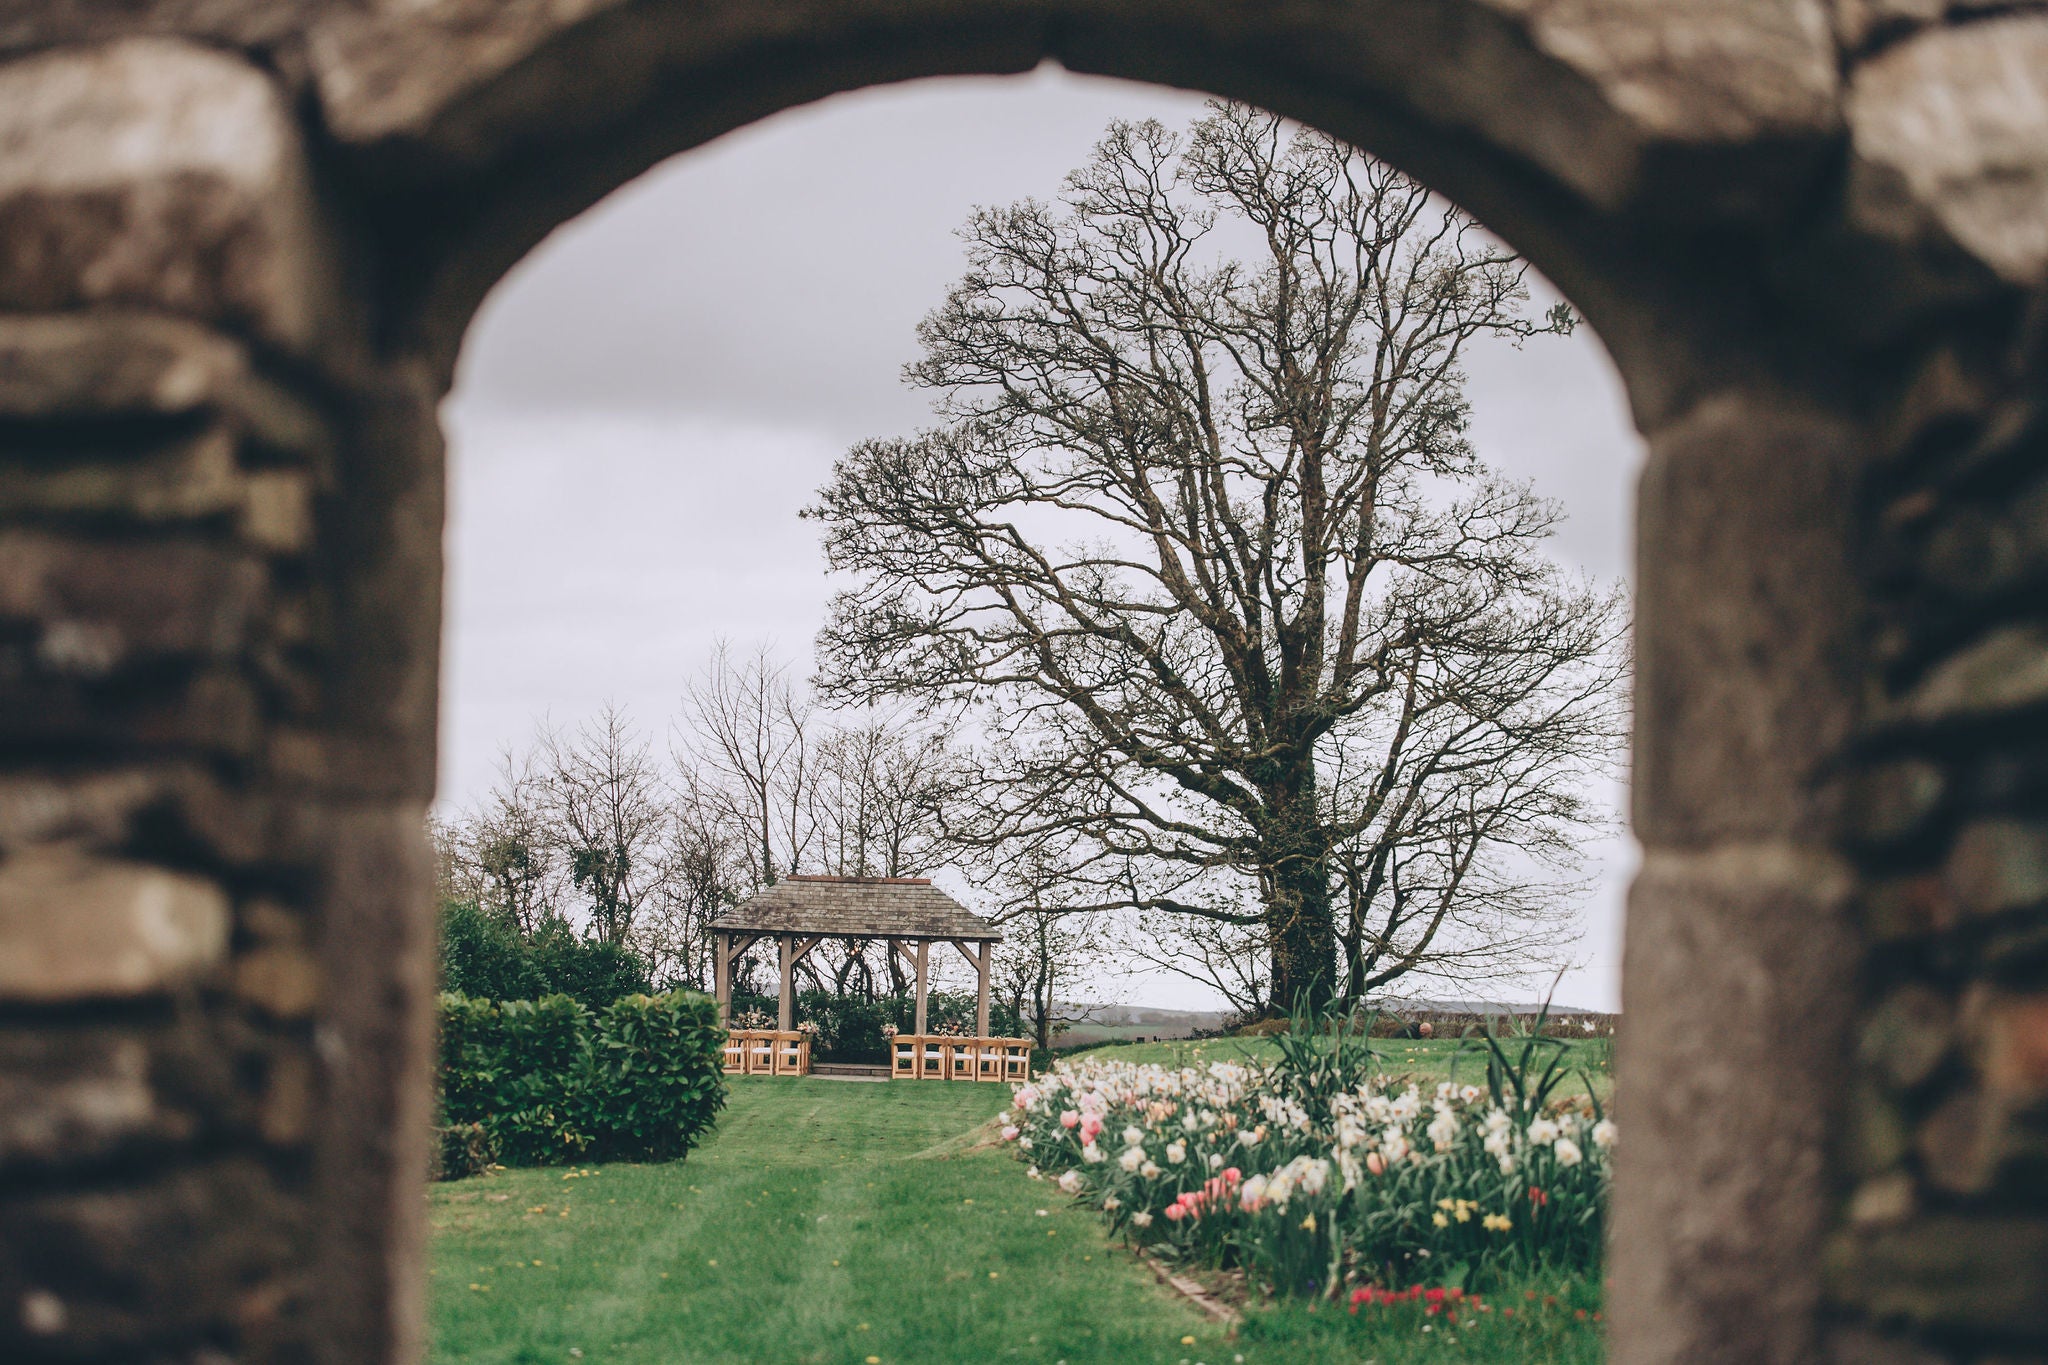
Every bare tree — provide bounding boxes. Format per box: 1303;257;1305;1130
535;703;667;945
813;716;962;878
811;104;1623;1011
631;770;749;989
433;747;565;933
680;641;818;887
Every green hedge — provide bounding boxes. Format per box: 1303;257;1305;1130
439;900;653;1010
436;989;726;1171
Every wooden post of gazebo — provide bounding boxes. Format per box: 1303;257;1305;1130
777;933;795;1032
975;940;991;1036
913;939;929;1035
713;930;729;1024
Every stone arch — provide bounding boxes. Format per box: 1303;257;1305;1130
0;5;2042;1364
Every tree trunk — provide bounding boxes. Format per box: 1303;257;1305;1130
1263;775;1336;1016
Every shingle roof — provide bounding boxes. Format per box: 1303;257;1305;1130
710;876;1001;941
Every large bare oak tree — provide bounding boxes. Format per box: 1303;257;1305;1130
811;105;1625;1012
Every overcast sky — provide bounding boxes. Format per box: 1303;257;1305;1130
439;65;1644;1013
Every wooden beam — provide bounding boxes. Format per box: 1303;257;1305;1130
975;940;991;1038
914;940;929;1036
714;931;730;1025
778;934;795;1032
789;935;826;968
723;933;762;968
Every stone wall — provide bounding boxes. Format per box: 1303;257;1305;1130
0;3;2039;1362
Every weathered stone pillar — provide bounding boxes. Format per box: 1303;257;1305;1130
1609;389;1868;1365
0;37;439;1365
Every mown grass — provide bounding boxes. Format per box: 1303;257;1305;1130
429;1074;1603;1364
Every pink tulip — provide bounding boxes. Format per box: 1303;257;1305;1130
1366;1151;1386;1176
1164;1204;1184;1222
1079;1115;1103;1143
1060;1111;1080;1129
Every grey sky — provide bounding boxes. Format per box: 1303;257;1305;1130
440;65;1643;1011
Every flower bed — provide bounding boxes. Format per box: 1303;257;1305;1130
1000;1044;1612;1298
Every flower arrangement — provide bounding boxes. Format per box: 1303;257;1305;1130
1001;1039;1612;1298
881;1024;898;1038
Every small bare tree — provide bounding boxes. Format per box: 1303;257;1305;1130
433;747;564;933
535;703;667;945
812;104;1624;1011
680;641;818;887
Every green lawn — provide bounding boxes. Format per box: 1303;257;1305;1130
429;1074;1603;1364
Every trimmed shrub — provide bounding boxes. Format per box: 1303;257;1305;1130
584;993;727;1163
493;995;596;1165
435;989;726;1171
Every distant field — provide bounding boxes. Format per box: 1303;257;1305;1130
1052;1022;1203;1047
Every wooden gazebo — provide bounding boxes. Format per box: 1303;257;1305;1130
710;874;1003;1047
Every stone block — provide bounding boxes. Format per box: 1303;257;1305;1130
0;1030;159;1169
1848;15;2048;286
1860;873;1954;942
0;845;227;1001
1845;1169;1918;1228
1826;1215;2048;1337
0;38;340;352
1841;758;1948;849
1610;839;1858;1364
0;311;244;418
231;944;319;1020
234;467;316;556
1915;1084;2002;1194
1633;390;1863;846
1859;983;1953;1091
0;1158;305;1356
1902;626;2048;723
1943;818;2048;920
0;766;279;871
0;531;267;672
1977;991;2048;1100
1919;480;2048;600
1846;1077;1915;1177
0;425;244;525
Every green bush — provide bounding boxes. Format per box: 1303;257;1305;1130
436;989;726;1171
494;995;597;1164
584;993;728;1163
439;902;652;1011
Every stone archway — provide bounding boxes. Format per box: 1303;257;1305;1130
0;5;2042;1363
